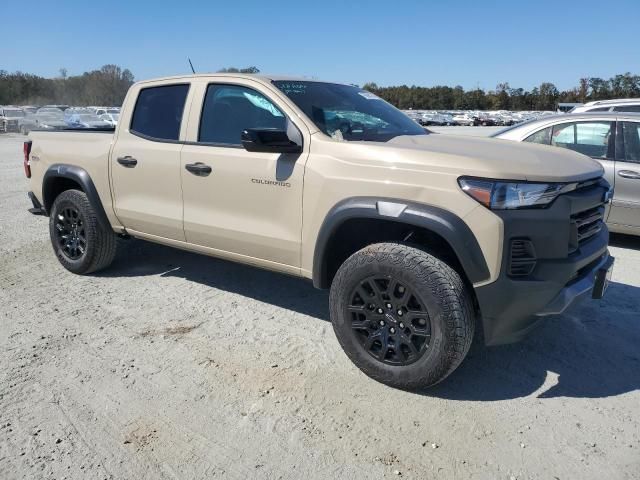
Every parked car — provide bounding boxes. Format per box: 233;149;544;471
493;112;640;236
100;113;119;127
65;112;113;129
476;114;497;126
23;74;615;390
570;99;640;114
440;113;457;126
417;112;443;126
41;105;70;111
19;110;67;134
452;113;479;126
37;107;66;115
0;107;25;132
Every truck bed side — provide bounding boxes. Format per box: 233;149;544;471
27;130;122;230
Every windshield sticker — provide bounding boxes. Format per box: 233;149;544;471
358;91;381;100
242;92;283;117
277;82;308;95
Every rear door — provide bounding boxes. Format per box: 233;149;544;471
179;78;308;272
609;120;640;229
110;83;191;240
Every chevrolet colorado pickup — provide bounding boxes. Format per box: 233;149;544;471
24;74;614;389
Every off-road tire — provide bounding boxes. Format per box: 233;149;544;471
329;242;475;390
49;189;117;274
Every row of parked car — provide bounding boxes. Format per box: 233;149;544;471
404;109;556;127
404;99;640;128
0;105;120;134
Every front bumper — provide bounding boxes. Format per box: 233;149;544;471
535;253;613;316
475;179;611;345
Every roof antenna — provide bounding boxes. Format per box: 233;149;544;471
188;58;196;74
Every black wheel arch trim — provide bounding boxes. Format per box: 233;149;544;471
312;197;491;289
42;164;112;232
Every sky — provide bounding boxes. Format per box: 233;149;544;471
2;0;639;91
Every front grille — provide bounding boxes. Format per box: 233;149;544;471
570;205;604;252
509;239;537;277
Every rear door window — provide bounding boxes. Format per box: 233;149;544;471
130;84;189;141
551;121;614;159
622;121;640;163
613;105;640;112
524;126;552;144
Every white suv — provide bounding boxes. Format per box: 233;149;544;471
571;99;640;113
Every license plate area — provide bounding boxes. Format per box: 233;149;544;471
592;256;614;299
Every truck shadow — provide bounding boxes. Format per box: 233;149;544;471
610;232;640;250
102;239;331;321
101;239;640;401
430;279;640;401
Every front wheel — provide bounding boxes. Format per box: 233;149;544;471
329;243;475;390
49;189;117;274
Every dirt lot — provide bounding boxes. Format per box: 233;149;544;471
1;132;639;479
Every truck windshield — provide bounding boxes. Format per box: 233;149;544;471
5;110;24;118
272;81;426;142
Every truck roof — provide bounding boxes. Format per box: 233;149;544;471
133;73;344;87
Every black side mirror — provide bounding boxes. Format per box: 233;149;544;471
241;128;302;154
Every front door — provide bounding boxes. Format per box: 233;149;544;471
609;120;640;229
180;82;307;269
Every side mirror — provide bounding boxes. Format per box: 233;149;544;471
241;126;302;154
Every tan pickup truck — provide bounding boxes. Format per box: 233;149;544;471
24;74;614;389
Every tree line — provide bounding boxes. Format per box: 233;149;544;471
0;65;135;106
2;65;639;111
0;65;260;106
363;72;640;111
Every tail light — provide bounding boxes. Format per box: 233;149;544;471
23;140;32;178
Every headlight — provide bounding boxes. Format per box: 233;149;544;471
458;177;578;209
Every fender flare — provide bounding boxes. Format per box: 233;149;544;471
42;164;112;232
312;197;491;288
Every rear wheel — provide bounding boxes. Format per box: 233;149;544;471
329;243;474;390
49;189;117;274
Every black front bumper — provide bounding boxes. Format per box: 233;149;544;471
475;180;611;345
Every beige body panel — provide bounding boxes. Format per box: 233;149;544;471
108;81;194;241
298;133;505;282
27;130;123;230
127;229;300;276
179;77;310;268
28;73;605;289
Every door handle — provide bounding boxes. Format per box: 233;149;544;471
618;170;640;180
185;162;212;176
117;156;138;167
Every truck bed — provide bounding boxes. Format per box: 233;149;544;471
28;129;116;221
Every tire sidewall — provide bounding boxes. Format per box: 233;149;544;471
330;245;466;388
49;191;97;274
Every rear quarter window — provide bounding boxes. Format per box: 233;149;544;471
130;84;189;141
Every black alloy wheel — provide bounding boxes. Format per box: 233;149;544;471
54;206;87;260
347;275;432;366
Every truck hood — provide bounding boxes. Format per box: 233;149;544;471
385;134;604;183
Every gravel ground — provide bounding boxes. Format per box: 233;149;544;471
1;132;639;480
